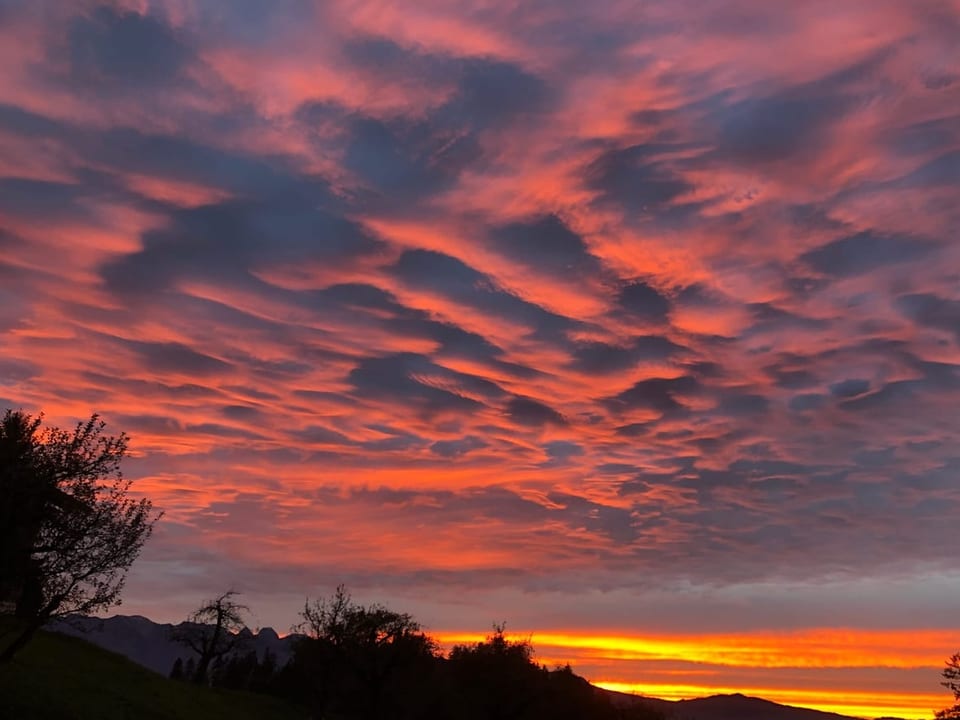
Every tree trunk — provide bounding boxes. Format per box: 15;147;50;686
193;621;222;685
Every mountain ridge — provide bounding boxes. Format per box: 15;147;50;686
49;613;295;677
607;689;888;720
50;614;907;720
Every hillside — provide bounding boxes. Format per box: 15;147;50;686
49;614;294;675
0;620;306;720
8;614;910;720
610;690;876;720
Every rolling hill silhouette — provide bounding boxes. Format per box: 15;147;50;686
50;614;906;720
609;689;890;720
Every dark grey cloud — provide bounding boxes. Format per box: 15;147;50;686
615;422;652;437
605;376;700;415
543;440;584;463
191;0;314;47
305;47;550;204
585;143;693;215
715;391;769;416
546;491;637;544
891;149;960;189
896;293;960;342
764;363;819;390
343;38;551;130
109;412;185;437
359;426;428;453
102;194;382;297
505;395;567;427
852;446;896;468
595;462;640;476
830;378;871;398
430;436;488;458
838;379;924;413
342;114;479;203
294;425;353;446
220;404;264;422
348;353;503;414
889;114;960;157
0;177;91;221
314;282;399;312
0;358;40;385
295;282;537;379
317;483;639;547
712;90;842;165
93;127;311;197
745;302;830;336
230;355;314;380
823;348;960;414
570;335;683;374
124;340;232;377
331;484;552;526
342;35;449;80
570;342;645;375
177;422;267;442
393;316;505;362
800;231;936;277
488;215;602;280
439;57;552;128
390;249;576;340
65;6;193;90
0;103;68;139
708;50;886;164
616;281;672;322
0;104;283;203
81;371;223;402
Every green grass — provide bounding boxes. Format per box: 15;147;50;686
0;619;307;720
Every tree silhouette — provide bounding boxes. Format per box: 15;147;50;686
211;647;279;693
937;653;960;719
175;590;249;685
447;624;543;720
0;410;159;663
291;585;439;719
446;624;663;720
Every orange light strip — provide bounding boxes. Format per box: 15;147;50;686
593;681;944;720
435;628;955;668
434;628;957;719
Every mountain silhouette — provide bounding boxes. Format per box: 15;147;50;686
609;690;892;720
49;614;295;675
50;615;907;720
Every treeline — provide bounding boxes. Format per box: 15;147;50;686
172;586;662;720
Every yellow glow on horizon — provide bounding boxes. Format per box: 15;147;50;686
592;681;943;719
434;628;954;719
435;628;952;669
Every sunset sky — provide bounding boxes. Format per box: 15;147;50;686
1;1;959;717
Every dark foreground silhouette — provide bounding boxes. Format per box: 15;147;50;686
35;613;909;720
0;616;302;720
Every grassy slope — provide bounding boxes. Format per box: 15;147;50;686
0;621;306;720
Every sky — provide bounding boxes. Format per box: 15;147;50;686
0;0;958;716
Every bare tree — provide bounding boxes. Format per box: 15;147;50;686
937;653;960;719
0;410;160;664
175;590;250;685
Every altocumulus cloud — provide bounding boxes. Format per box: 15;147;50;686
0;1;958;643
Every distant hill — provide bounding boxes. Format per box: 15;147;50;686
0;617;306;720
41;614;907;720
49;614;295;676
606;689;906;720
667;692;862;720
